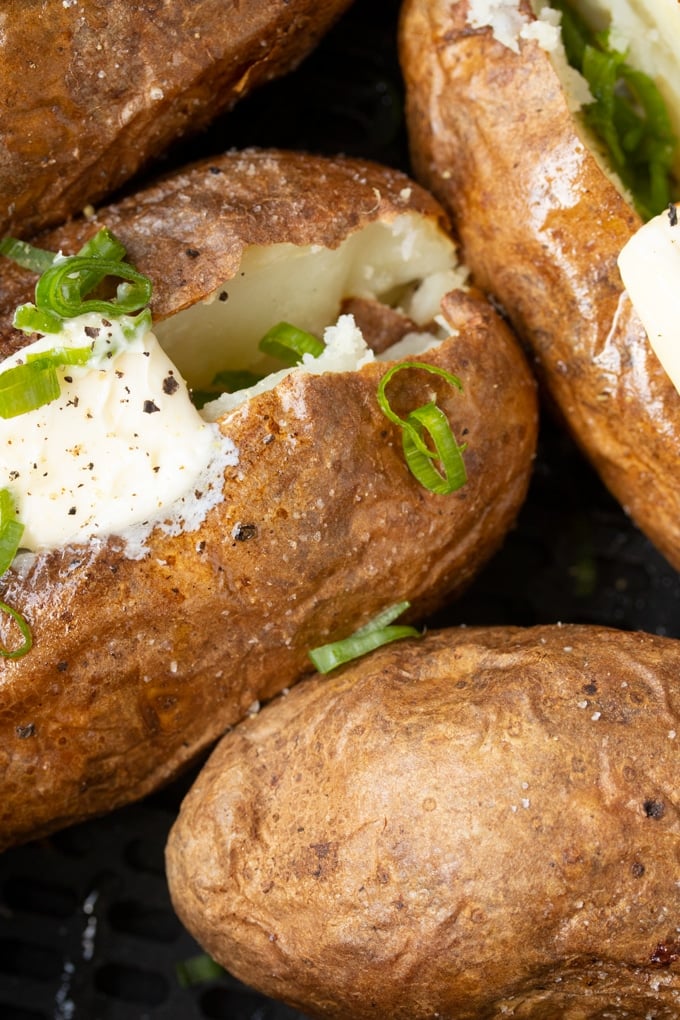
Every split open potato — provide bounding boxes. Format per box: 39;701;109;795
0;149;537;849
400;0;680;570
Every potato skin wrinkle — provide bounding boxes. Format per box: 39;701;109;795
399;0;680;571
0;0;354;239
0;150;537;850
166;625;680;1020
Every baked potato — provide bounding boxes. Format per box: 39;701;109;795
399;0;680;571
0;148;537;850
0;0;354;239
166;623;680;1019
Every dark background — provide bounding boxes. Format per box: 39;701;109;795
2;1;679;1017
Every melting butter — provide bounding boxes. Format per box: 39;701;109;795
0;313;218;551
617;204;680;397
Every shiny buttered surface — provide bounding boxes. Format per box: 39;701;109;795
166;625;680;1020
399;0;680;571
0;150;537;850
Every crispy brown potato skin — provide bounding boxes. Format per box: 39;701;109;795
0;0;353;238
166;625;680;1019
399;0;680;571
0;151;537;849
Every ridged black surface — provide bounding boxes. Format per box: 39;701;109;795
2;0;679;1016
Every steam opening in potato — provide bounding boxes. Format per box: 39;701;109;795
153;213;465;399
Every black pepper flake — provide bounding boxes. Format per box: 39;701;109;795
218;291;229;302
185;247;201;258
162;374;180;395
143;400;160;414
56;661;68;672
643;799;665;819
16;723;35;739
209;165;222;175
669;203;678;227
102;318;112;327
631;861;645;878
84;325;101;339
234;523;257;542
68;506;77;515
64;375;73;383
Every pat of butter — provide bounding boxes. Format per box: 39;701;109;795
0;313;217;552
617;205;680;397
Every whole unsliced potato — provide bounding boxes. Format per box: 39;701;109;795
166;624;680;1019
399;0;680;571
0;149;537;849
0;0;353;238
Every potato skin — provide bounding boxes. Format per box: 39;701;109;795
0;151;537;849
166;624;680;1019
399;0;680;571
0;148;452;357
0;0;353;239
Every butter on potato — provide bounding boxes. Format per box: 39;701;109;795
0;149;537;850
401;0;680;571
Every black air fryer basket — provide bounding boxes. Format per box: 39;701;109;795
2;2;679;1017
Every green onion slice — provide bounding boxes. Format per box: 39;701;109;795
377;361;467;494
0;490;30;657
13;303;65;336
0;346;92;419
402;402;468;494
35;257;152;319
0;237;57;274
553;0;677;219
176;953;225;988
258;321;325;365
0;488;24;575
0;600;32;659
0;361;60;419
309;600;420;674
1;226;153;335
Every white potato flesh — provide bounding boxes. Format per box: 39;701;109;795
154;213;464;389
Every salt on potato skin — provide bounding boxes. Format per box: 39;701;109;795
0;149;537;852
166;623;680;1020
400;0;680;572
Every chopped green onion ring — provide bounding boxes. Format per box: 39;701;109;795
258;321;325;365
0;237;57;274
0;346;92;419
176;953;225;988
377;361;467;494
0;488;24;574
0;600;32;659
0;489;30;657
1;226;153;335
552;0;677;218
402;402;468;494
13;303;65;336
0;361;60;419
309;600;420;674
35;257;152;319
